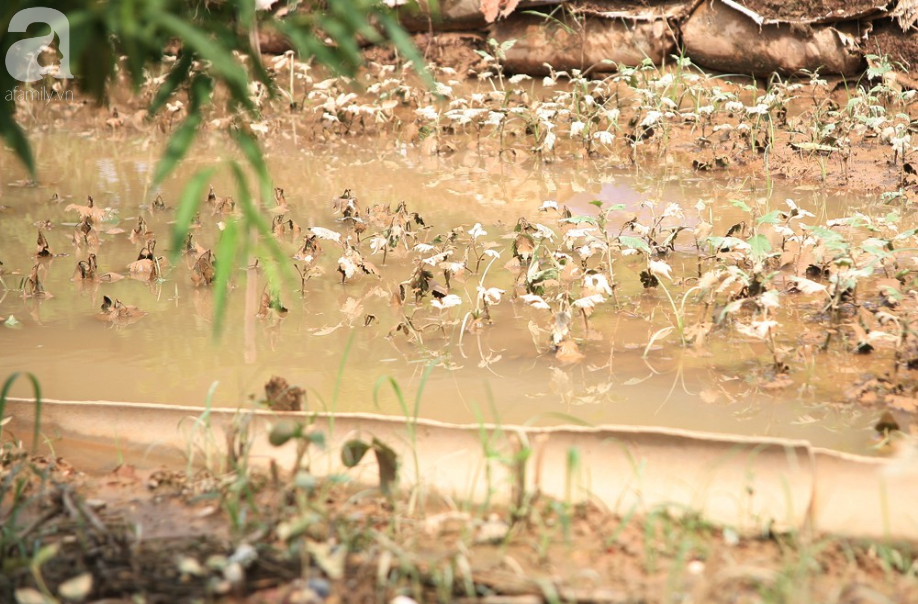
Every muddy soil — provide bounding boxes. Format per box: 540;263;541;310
365;32;489;75
870;20;918;69
735;0;883;21
3;452;917;604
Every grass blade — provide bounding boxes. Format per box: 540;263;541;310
0;111;35;179
212;217;239;338
150;11;252;111
376;11;435;89
0;372;42;452
149;52;194;115
169;168;215;263
152;113;202;186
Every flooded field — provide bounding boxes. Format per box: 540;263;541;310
6;9;918;603
0;132;902;453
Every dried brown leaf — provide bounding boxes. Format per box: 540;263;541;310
481;0;521;23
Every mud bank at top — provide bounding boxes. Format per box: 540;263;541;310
263;0;918;79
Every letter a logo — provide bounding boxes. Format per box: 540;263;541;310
6;7;74;82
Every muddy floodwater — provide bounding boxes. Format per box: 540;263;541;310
0;133;895;453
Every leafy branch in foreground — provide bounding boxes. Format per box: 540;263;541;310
0;0;429;334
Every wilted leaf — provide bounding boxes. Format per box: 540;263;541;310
178;556;205;576
875;411;900;434
521;294;551;310
431;294;462;309
264;376;305;411
312;323;343;336
482;0;522;23
555;339;584;364
277;513;322;541
791;142;837;154
648;260;673;280
32;542;60;568
305;541;347;580
58;573;93;601
309;226;342;243
475;514;510;543
789;277;827;295
644;326;674;357
341;438;398;495
341;439;370;467
372;437;399;496
14;588;51;604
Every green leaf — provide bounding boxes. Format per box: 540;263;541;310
231;130;272;205
149;52;194;116
229;159;293;291
372;438;399;496
150;11;253;112
376;11;435;89
170;168;215;264
341;439;370;467
275;20;342;77
0;110;35;179
305;431;326;448
560;216;598;225
729;199;752;213
707;236;748;252
153;113;202;186
277;513;322;541
756;211;782;226
212;218;239;338
0;371;41;450
269;420;303;447
619;236;651;253
294;471;316;491
807;226;848;251
32;542;60;569
748;234;772;258
319;17;363;73
529;268;559;284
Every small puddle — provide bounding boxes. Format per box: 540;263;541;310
0;134;893;454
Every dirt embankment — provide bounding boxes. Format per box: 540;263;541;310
264;0;918;79
3;448;917;604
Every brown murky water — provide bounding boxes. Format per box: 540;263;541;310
0;132;892;453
